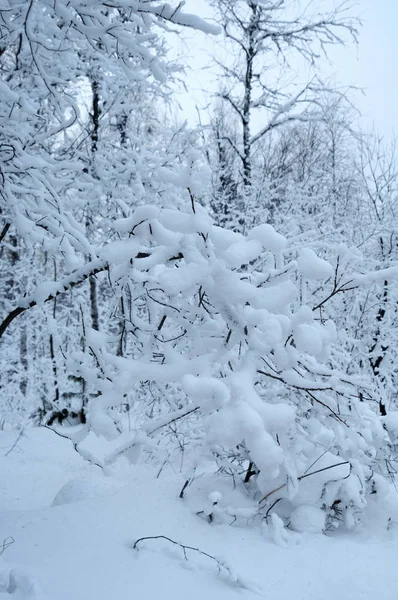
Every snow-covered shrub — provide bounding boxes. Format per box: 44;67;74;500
54;191;395;531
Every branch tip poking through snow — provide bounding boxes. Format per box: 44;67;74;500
133;535;262;593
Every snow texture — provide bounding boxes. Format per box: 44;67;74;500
0;428;397;600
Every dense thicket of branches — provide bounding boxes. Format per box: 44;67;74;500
1;0;398;531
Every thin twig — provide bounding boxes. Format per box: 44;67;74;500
259;460;350;504
134;535;222;564
0;537;15;556
187;187;196;214
148;406;200;435
133;535;255;590
4;429;24;457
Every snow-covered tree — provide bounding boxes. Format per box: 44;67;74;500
0;0;219;421
209;0;357;229
1;0;397;537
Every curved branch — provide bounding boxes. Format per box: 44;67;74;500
0;250;185;340
0;259;109;339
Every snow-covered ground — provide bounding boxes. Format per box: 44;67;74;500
0;427;397;600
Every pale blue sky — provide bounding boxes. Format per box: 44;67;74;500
174;0;397;139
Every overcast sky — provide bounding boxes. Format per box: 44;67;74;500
173;0;397;140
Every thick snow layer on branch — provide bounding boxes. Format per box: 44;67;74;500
259;280;297;312
223;239;263;267
182;375;230;411
297;248;333;280
113;206;160;233
160;206;213;234
147;2;221;35
98;238;140;263
211;226;245;248
351;266;398;286
248;224;287;253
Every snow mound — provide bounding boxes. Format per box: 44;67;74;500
2;428;398;600
51;473;124;506
290;505;326;534
0;568;46;599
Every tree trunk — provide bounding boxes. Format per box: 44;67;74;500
87;77;101;331
49;259;60;404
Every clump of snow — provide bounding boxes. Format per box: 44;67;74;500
208;491;222;504
290;505;326;533
248;224;287;253
292;310;336;358
89;404;122;441
383;412;398;439
260;402;296;438
259;280;297;311
291;304;314;326
268;513;290;547
210;226;244;250
157;151;211;195
113;205;159;234
160;206;212;234
222;239;262;267
98;238;140;263
158;264;208;296
297;248;333;280
182;375;230;411
31;281;59;304
294;323;323;356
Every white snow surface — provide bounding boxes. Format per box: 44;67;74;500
0;427;397;600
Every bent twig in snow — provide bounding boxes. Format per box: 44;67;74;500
0;537;15;556
133;535;260;592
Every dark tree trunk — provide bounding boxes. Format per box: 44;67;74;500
49;259;60;403
369;274;389;415
87;77;101;331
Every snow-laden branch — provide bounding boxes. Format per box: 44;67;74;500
141;2;220;34
0;259;108;340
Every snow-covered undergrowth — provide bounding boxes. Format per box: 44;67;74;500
0;427;397;600
1;0;397;550
48;199;398;532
